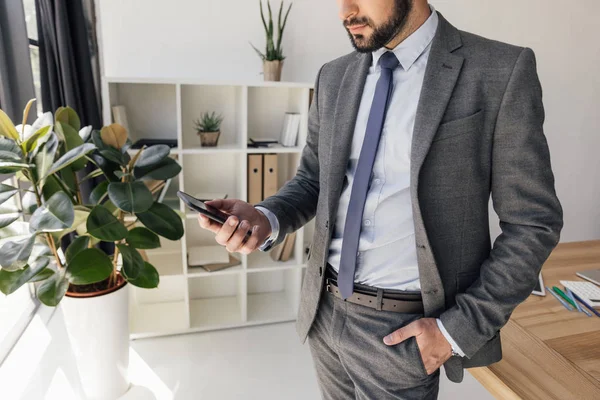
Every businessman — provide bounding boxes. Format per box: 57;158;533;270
198;0;564;398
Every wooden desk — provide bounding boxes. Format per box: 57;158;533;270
469;240;600;400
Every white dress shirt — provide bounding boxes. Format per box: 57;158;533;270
256;4;464;357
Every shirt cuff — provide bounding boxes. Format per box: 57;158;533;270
255;206;280;251
436;318;466;357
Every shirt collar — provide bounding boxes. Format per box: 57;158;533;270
372;4;439;71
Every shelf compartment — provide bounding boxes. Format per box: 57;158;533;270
181;153;244;201
129;275;188;337
107;82;177;144
246;269;302;323
247;249;300;271
181;84;246;150
247;86;308;147
188;273;244;328
142;250;184;276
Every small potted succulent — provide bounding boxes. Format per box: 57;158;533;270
249;0;293;81
194;112;224;147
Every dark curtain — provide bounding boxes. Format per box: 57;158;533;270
0;0;35;122
35;0;101;130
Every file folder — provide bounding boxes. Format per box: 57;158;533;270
263;154;279;199
248;154;263;204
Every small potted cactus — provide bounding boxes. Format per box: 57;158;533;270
194;112;224;147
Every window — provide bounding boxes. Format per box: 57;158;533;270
23;0;43;116
0;0;43;364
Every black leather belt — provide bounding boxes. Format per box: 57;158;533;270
323;263;424;314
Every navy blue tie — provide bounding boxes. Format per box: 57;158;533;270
338;51;400;299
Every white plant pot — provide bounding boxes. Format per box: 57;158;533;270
61;282;130;400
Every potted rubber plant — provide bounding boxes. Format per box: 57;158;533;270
249;0;293;81
0;100;184;400
194;111;224;147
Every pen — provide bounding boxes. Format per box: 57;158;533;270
570;290;600;318
546;286;575;311
565;287;592;317
552;286;578;309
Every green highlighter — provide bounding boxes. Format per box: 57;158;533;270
552;286;578;309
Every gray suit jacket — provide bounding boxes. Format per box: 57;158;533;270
257;12;563;383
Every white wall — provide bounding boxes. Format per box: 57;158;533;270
98;0;600;241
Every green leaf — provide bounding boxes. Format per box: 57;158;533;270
42;175;63;201
0;109;20;140
65;236;90;264
136;202;184;241
24;125;52;153
34;133;58;183
21;191;38;214
0;214;20;229
108;181;153;213
0;161;32;174
29;191;75;232
0;136;23;157
0;234;36;271
89;153;120;182
126;227;160;249
60;121;88;171
125;261;159;289
90;180;109;205
92;131;129;165
79;126;92;142
55;106;81;132
30;268;55;283
0;184;18;205
0;257;50;295
80;168;103;183
37;271;69;306
86;205;128;241
45;143;96;177
117;244;143;280
133;145;170;169
133;157;181;181
66;248;113;285
0;150;22;162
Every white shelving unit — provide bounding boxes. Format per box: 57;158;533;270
101;77;315;339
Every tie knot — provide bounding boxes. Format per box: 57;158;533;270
379;51;399;70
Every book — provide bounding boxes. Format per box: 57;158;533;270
249;137;279;144
198;254;241;272
112;105;130;132
280;113;300;147
187;245;230;266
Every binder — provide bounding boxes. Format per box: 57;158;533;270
280;231;296;262
263;154;279;199
248;154;263;204
269;237;287;261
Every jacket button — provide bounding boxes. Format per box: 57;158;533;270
325;220;329;229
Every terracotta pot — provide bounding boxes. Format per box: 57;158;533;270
198;130;220;146
263;59;284;81
62;276;130;400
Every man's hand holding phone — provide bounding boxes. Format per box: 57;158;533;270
197;199;272;254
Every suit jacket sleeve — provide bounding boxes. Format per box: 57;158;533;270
255;64;326;247
439;47;564;358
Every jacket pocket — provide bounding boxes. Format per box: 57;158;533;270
433;109;484;142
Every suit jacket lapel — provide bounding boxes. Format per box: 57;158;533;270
409;13;464;322
326;52;372;207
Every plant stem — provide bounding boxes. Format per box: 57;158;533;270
28;167;65;269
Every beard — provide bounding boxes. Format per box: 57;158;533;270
344;0;414;53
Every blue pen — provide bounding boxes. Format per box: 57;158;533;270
546;286;574;311
565;287;592;316
570;290;600;318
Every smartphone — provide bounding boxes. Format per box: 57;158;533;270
177;191;252;240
